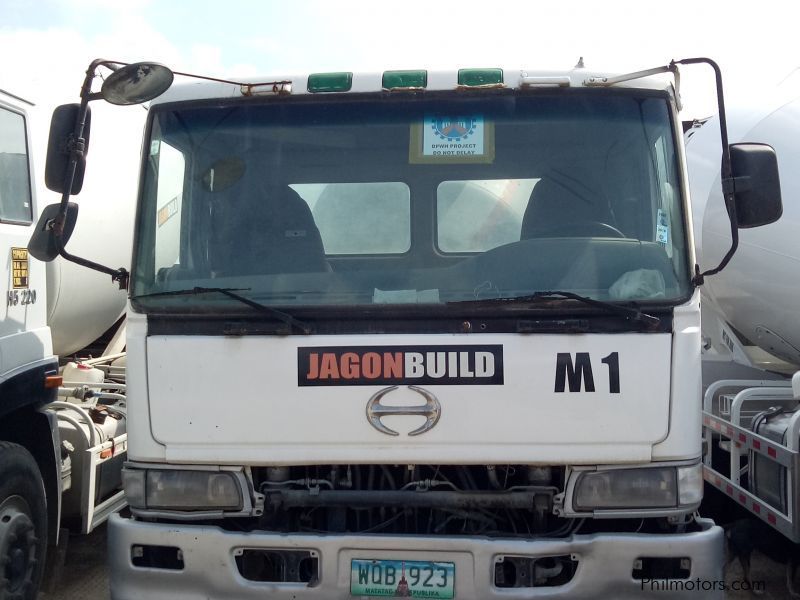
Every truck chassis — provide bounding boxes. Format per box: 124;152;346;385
702;376;800;540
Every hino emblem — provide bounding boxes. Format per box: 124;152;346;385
366;385;441;436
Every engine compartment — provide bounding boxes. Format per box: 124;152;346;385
253;464;560;536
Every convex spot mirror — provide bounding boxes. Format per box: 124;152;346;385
45;104;90;195
101;62;174;106
730;143;783;228
28;203;79;262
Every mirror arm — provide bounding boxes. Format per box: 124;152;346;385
50;58;130;291
673;58;739;286
53;232;129;290
57;60;108;206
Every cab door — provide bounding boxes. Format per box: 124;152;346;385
0;94;49;382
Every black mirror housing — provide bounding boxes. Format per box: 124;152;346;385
45;104;91;194
729;143;783;228
28;203;79;262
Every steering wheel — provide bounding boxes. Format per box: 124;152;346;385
527;220;626;239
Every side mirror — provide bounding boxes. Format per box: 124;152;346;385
28;203;79;262
44;104;91;194
729;143;783;228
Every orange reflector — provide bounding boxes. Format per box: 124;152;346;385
45;375;63;389
100;448;113;459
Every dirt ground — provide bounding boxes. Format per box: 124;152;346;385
39;524;109;600
725;551;796;600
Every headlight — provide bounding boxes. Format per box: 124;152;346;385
122;467;243;511
574;467;679;511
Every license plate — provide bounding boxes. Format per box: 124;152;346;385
350;559;455;598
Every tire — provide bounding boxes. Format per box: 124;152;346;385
0;442;47;600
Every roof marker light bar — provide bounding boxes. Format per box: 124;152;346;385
520;75;571;88
382;70;427;90
307;72;353;93
457;68;504;87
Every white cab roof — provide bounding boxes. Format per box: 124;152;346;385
151;66;677;105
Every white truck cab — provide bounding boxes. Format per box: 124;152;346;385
2;88;129;600
1;90;52;403
1;88;60;600
30;60;783;599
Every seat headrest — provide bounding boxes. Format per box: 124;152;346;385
520;175;611;239
209;185;327;275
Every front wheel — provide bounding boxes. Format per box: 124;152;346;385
0;442;47;600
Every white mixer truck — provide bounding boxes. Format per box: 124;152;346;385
29;58;783;599
687;73;800;542
1;87;128;600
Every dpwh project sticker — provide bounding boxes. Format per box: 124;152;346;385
423;115;485;157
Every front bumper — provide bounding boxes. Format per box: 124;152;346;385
108;514;724;599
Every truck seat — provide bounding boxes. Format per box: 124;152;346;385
210;186;328;276
520;175;618;239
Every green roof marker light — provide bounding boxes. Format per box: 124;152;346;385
457;68;504;87
382;70;428;90
307;72;353;93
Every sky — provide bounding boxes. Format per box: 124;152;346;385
1;0;798;226
2;0;798;114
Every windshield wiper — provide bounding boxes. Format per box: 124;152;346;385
132;286;311;334
449;290;660;328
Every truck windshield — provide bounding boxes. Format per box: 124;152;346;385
132;90;690;314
